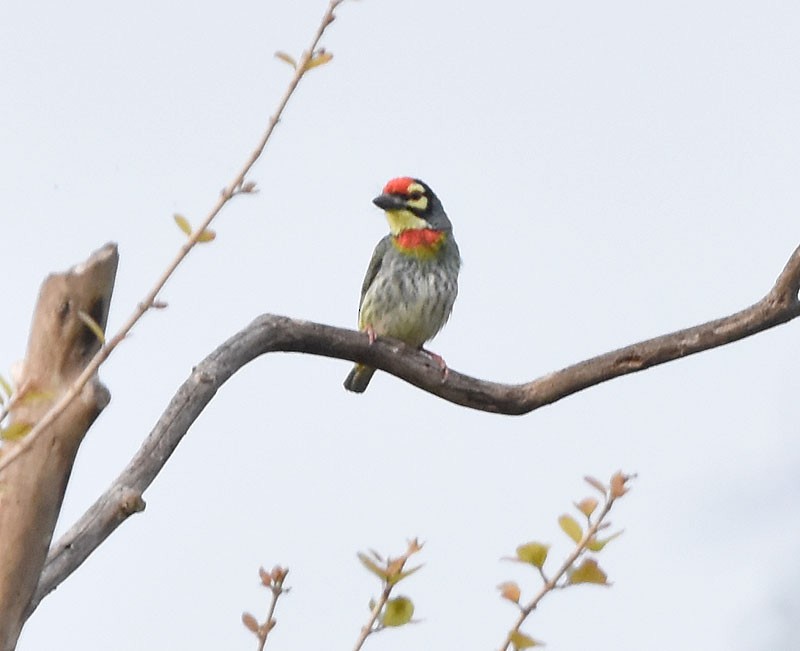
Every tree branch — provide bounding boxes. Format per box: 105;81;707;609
0;244;117;650
0;0;345;478
30;242;800;613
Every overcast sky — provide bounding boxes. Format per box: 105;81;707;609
2;1;799;650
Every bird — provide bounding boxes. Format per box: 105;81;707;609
344;177;461;393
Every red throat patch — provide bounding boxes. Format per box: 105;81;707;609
383;177;415;195
394;228;445;251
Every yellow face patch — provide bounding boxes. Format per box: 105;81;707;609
384;209;429;235
404;182;429;212
405;195;428;211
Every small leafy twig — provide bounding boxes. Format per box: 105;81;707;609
242;565;290;651
353;539;424;651
499;471;634;650
0;0;345;474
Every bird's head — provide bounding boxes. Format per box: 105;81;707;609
373;177;452;234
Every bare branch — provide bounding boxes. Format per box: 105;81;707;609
31;242;800;611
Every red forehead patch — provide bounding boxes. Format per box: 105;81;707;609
382;176;415;195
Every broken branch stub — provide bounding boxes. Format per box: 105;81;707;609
0;243;118;651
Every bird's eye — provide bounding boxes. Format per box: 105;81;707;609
407;191;424;201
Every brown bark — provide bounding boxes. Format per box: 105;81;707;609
0;244;117;650
29;243;800;616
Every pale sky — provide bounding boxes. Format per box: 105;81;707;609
2;1;799;650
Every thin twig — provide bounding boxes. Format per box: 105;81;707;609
353;540;422;651
500;474;631;651
256;567;289;651
500;505;612;651
0;0;345;475
255;590;279;651
352;585;391;651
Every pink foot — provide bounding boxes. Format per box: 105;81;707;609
365;325;377;344
422;348;449;383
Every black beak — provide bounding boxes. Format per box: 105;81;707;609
372;193;407;211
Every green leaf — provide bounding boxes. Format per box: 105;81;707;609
173;214;192;236
77;309;106;344
304;50;333;71
173;213;215;243
509;630;544;649
586;530;624;552
1;421;32;441
0;374;12;398
19;389;54;406
388;563;423;586
568;558;609;585
357;552;388;581
516;542;549;568
381;596;414;627
558;515;583;543
196;228;216;243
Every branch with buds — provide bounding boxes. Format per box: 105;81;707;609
353;539;424;651
0;0;344;478
498;472;633;650
242;566;291;651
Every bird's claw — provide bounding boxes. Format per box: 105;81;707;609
422;348;449;383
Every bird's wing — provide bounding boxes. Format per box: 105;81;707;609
359;235;391;308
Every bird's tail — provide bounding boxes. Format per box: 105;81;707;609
343;364;376;393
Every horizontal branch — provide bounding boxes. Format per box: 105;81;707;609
31;242;800;614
